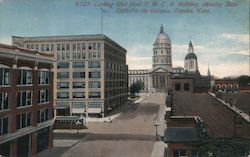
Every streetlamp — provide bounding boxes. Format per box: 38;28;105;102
107;106;112;122
154;121;159;141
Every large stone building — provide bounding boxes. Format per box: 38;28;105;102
12;35;128;117
0;43;54;157
129;25;175;92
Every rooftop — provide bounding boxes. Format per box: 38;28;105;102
172;93;250;138
12;34;127;52
221;93;250;116
164;127;198;143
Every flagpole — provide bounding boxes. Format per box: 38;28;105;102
101;8;103;34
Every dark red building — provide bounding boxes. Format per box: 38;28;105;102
0;43;54;157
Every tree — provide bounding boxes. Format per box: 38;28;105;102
129;80;144;95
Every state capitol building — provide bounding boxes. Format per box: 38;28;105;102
128;25;211;93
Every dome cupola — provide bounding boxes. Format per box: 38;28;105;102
154;24;171;45
184;40;199;72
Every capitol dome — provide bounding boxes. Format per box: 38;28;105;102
154;24;171;44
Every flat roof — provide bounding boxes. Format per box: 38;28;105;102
12;34;126;52
164;127;198;143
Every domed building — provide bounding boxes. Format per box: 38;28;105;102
184;41;198;72
128;25;173;92
153;24;172;70
128;25;211;93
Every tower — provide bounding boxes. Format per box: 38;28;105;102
152;24;172;70
207;65;211;76
184;40;198;72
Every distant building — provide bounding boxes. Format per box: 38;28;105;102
128;25;175;92
0;43;54;157
171;41;211;93
213;78;239;93
12;35;128;117
128;26;211;93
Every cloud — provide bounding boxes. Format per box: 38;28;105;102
221;33;250;43
126;44;152;57
127;55;151;70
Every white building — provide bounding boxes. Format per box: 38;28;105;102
12;35;128;117
129;25;182;92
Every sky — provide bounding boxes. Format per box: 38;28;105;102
0;0;249;77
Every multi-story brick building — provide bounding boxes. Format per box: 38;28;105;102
12;35;128;117
0;43;54;157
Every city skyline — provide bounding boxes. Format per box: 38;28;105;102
0;0;249;77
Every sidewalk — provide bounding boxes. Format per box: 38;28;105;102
151;93;167;157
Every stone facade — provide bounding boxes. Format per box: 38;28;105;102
12;35;128;117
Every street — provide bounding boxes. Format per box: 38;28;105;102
38;93;166;157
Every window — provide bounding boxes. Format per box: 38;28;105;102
66;44;70;51
88;102;101;108
88;43;92;50
51;44;54;51
192;150;198;157
35;44;39;50
97;43;101;50
77;43;81;50
57;44;61;51
38;71;50;84
89;92;101;98
73;92;85;98
57;52;60;59
89;82;100;88
184;83;190;91
17;69;32;85
73;72;85;78
17;91;32;107
41;44;45;51
175;83;181;91
72;102;86;108
173;149;186;157
46;44;49;51
62;44;65;51
0;68;10;86
72;52;77;59
82;52;86;59
93;42;96;50
57;92;69;99
66;52;70;59
73;43;76;51
31;45;34;49
73;62;85;68
57;72;69;79
0;92;9;111
38;89;49;104
77;52;81;59
88;52;92;59
57;82;69;89
89;71;101;78
37;108;49;123
93;52;97;58
16;112;31;129
0;117;8;135
57;62;69;69
82;43;86;50
89;61;100;68
73;82;85;88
